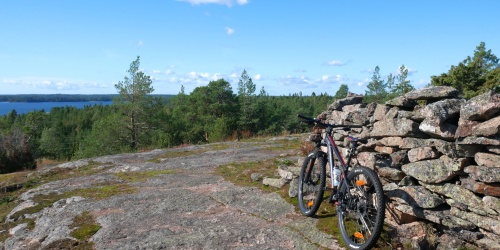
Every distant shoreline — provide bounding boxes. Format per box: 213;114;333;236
0;94;175;103
0;101;115;116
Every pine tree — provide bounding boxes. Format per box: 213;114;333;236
365;66;388;103
114;56;155;150
187;79;238;143
390;65;415;96
237;70;259;136
431;42;499;98
334;84;349;99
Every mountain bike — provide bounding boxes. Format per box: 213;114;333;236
297;114;385;250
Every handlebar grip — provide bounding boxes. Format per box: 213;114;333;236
297;114;315;123
297;114;310;120
347;124;363;128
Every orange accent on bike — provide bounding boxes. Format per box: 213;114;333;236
354;232;363;239
355;180;366;186
307;201;314;207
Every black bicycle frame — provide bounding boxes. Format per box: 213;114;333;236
324;127;356;202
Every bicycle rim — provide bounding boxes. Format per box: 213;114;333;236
298;154;326;217
337;167;385;250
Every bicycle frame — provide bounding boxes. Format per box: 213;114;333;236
322;127;358;205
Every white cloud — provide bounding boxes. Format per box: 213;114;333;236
417;78;429;86
211;73;223;81
148;68;370;96
136;40;144;47
188;71;201;79
362;68;375;74
313;74;373;95
1;77;109;93
179;0;248;7
200;72;211;78
323;60;345;66
151;68;177;75
319;74;344;84
351;78;371;87
225;27;235;35
393;65;418;75
279;75;313;86
407;68;418;75
154;71;228;87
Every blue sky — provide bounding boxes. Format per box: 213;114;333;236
1;0;499;96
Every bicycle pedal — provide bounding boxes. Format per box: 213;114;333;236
328;194;338;203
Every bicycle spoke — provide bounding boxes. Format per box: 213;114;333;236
298;154;326;217
358;216;372;236
338;167;385;249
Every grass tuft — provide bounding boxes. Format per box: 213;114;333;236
71;184;136;200
70;211;101;241
10;192;66;221
38;210;103;249
215;158;282;190
266;138;302;151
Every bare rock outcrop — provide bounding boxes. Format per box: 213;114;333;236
1;139;341;250
303;86;500;249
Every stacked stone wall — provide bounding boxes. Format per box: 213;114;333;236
317;87;500;249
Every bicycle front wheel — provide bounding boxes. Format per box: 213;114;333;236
337;166;385;250
298;152;326;217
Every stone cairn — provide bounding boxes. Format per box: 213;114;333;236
275;86;500;249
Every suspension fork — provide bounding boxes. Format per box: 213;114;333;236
304;148;319;183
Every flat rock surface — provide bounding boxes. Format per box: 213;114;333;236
4;137;343;250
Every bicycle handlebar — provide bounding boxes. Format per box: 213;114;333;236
297;114;363;129
297;114;317;123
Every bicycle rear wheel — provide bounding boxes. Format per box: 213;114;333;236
337;167;385;250
298;152;326;217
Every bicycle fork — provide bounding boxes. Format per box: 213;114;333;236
304;152;316;184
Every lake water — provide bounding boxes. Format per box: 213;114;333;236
0;101;113;116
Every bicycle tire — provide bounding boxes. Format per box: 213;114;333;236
298;152;326;217
337;166;385;250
